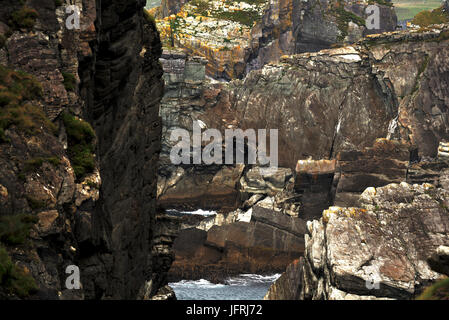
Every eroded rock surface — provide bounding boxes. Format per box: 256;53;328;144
157;25;449;210
154;0;397;79
0;0;172;300
266;181;449;300
169;201;307;282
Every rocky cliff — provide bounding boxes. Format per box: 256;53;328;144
154;0;397;80
157;24;449;211
168;191;307;282
0;0;171;299
157;24;449;291
265;179;449;300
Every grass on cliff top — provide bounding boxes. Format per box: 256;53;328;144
0;65;56;143
393;0;444;21
61;112;96;180
189;0;264;27
412;5;449;26
417;277;449;300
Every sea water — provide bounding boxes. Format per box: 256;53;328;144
167;209;281;300
169;274;281;300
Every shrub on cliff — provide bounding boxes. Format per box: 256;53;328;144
0;65;56;143
0;245;37;298
61;112;96;180
0;214;38;245
417;278;449;300
8;6;38;31
0;214;38;298
412;6;449;27
334;2;366;42
62;72;76;92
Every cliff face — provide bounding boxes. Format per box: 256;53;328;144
158;25;449;211
154;0;397;80
266;180;449;300
156;25;449;288
0;0;170;299
247;0;397;73
169;198;306;282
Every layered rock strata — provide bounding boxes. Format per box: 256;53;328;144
154;0;398;79
0;0;171;300
266;181;449;300
158;25;449;210
168;200;307;282
334;138;409;206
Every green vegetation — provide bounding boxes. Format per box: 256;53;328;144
435;29;449;41
61;112;96;180
54;0;63;7
225;0;267;5
86;180;99;189
0;245;37;298
214;9;261;27
412;5;449;26
334;3;366;42
25;196;47;210
190;0;212;16
0;213;38;297
0;214;38;245
22;157;61;174
190;0;264;27
8;6;38;31
0;65;56;143
417;277;449;300
394;0;444;21
62;72;76;92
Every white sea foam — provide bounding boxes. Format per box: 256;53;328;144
170;279;226;289
225;274;281;286
180;209;218;216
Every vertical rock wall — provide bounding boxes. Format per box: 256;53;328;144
0;0;169;299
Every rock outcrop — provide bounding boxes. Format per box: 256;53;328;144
0;0;172;300
168;199;307;282
157;24;449;210
154;0;398;80
266;180;449;300
334;138;409;206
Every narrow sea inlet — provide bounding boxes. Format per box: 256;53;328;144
170;274;281;300
166;209;282;299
